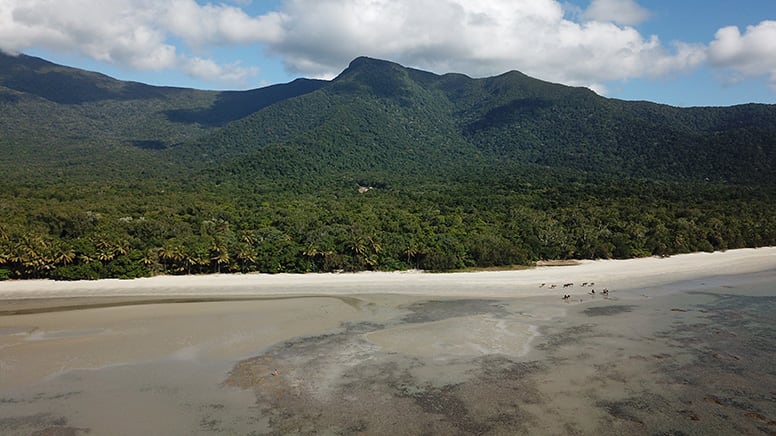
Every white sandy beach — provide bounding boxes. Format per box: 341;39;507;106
2;247;775;435
1;247;774;300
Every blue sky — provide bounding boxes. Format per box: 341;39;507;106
1;0;775;107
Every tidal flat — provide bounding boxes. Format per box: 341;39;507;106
1;253;775;435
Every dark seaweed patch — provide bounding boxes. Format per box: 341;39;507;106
400;299;509;324
583;305;636;317
0;413;89;436
536;323;597;350
406;384;492;434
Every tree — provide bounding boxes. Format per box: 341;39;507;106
235;243;257;272
159;240;184;273
210;243;230;273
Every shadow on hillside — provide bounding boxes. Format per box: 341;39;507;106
165;79;327;127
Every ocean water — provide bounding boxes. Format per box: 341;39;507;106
1;270;774;435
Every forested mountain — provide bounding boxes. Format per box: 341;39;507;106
187;57;776;187
1;53;774;279
0;52;325;183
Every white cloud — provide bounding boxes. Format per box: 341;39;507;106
163;0;284;46
582;0;650;26
265;0;704;92
2;0;769;95
0;0;275;84
1;0;177;69
182;56;259;85
708;20;776;89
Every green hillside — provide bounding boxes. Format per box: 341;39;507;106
1;54;774;280
183;57;776;188
0;52;325;184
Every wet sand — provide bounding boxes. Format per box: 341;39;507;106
1;248;775;435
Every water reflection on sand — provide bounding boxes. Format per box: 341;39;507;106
1;270;775;435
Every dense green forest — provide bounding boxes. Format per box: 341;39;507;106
1;53;774;280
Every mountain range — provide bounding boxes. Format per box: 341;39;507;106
3;52;775;186
1;52;774;279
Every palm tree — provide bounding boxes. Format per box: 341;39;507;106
212;247;230;273
196;249;211;272
5;246;25;274
404;244;419;268
142;248;160;273
159;242;183;273
14;235;56;278
349;237;368;258
303;243;321;262
0;237;10;266
240;230;257;246
235;244;256;272
79;253;96;265
54;244;76;266
368;236;382;254
182;250;198;275
96;247;115;262
346;233;382;269
114;240;129;257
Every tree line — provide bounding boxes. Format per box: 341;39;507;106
2;177;773;280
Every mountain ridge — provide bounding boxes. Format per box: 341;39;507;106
171;55;776;186
2;51;775;186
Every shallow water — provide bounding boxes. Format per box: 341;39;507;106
1;270;775;435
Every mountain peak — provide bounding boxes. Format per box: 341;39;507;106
347;56;400;69
336;56;408;81
329;56;421;98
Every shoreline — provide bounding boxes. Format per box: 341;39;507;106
1;247;774;303
2;248;775;434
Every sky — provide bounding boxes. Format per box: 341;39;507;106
1;0;775;107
